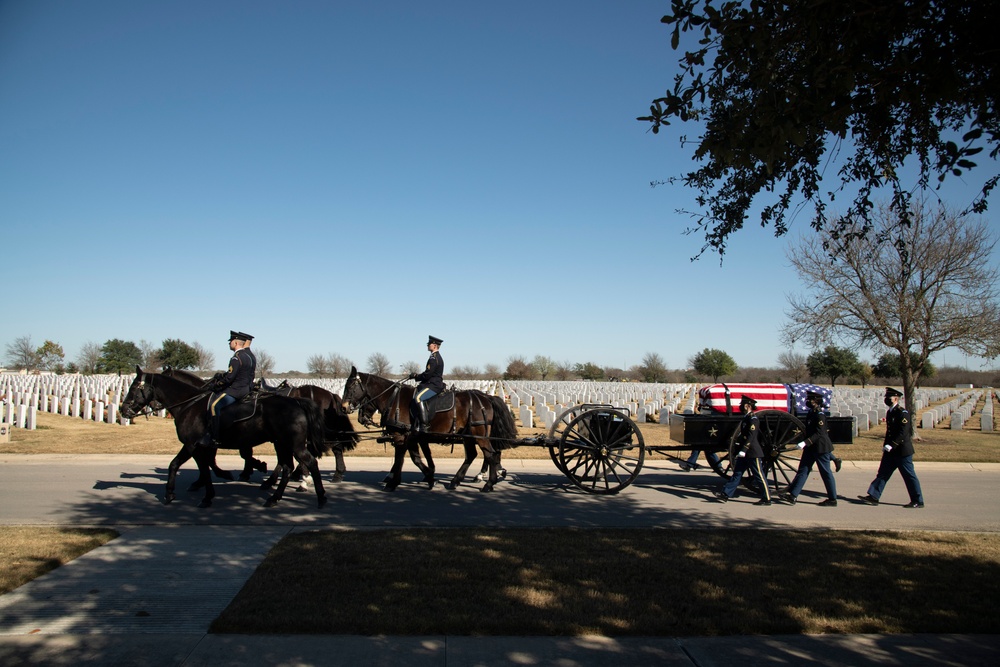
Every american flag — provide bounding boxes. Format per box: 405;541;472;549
698;383;790;414
789;383;833;415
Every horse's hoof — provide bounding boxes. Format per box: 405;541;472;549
383;474;393;483
332;473;345;483
187;483;202;492
198;499;213;508
445;482;457;490
216;470;235;481
382;483;398;492
163;494;175;505
498;468;507;480
317;495;327;509
427;480;436;490
255;461;268;473
238;473;252;483
480;484;494;493
296;485;308;492
264;497;279;507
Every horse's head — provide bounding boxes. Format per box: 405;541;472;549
342;366;364;413
120;365;155;420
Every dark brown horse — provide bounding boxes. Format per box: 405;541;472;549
263;380;359;481
120;366;331;508
341;366;517;491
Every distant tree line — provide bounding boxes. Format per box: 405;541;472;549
5;335;1000;388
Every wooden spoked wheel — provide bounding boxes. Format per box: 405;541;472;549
726;410;806;492
556;407;645;494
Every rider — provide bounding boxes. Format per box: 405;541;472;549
197;330;257;447
408;335;444;433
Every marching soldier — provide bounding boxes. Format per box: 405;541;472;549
715;395;772;505
780;391;838;506
858;387;924;507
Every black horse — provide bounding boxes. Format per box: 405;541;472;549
341;366;517;491
120;366;330;508
160;368;270;483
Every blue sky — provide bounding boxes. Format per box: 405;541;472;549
2;1;997;374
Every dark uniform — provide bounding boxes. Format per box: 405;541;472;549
198;330;257;446
783;391;838;505
410;335;444;432
717;396;771;504
860;387;924;507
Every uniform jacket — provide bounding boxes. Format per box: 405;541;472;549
415;351;445;394
883;403;915;457
218;347;257;399
802;407;834;454
735;411;763;458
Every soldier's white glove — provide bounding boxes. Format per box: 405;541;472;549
737;450;746;458
883;444;893;453
796;441;806;449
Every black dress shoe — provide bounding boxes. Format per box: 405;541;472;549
778;492;796;505
754;498;772;506
713;491;729;502
679;462;694;472
903;501;925;508
818;498;838;507
833;457;843;473
857;494;879;505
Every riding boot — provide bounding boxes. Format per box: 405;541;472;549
410;401;424;433
197;413;222;447
419;401;433;432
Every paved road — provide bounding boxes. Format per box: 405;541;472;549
1;454;997;666
0;454;997;532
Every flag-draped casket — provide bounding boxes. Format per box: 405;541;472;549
698;383;833;416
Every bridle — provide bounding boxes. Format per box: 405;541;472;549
344;373;402;428
122;373;212;419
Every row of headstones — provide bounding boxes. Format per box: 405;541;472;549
923;390;984;430
831;386;969;431
503;381;696;424
1;373;134;429
982;390;995;432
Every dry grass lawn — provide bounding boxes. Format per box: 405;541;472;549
214;528;1000;636
0;527;118;595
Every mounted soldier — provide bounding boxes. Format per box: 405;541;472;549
197;330;257;447
408;335;444;433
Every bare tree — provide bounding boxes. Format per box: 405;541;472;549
4;335;39;370
255;349;276;377
366;352;391;376
483;363;501;379
776;350;808;382
400;360;421;377
192;342;216;372
783;202;1000;417
307;354;331;375
638;352;669;382
139;339;161;371
327;354;352;377
76;341;103;374
531;355;556;380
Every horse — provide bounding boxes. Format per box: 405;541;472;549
120;366;331;508
261;379;359;482
160;368;270;483
341;366;518;491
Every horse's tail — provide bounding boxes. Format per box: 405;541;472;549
297;398;331;458
488;394;519;450
326;394;359;452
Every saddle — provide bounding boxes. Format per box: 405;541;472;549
218;393;260;430
424;390;456;415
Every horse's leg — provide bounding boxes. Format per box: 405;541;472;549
331;449;346;482
238;446;260;482
210;454;234;482
165;448;193;504
480;443;498;492
193;448;216;508
405;436;435;488
384;440;407;491
293;448;327;508
264;460;292;507
447;440;478;490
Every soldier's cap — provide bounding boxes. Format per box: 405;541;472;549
806;391;825;403
229;331;254;342
739;395;757;408
427;335;443;346
885;387;903;398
